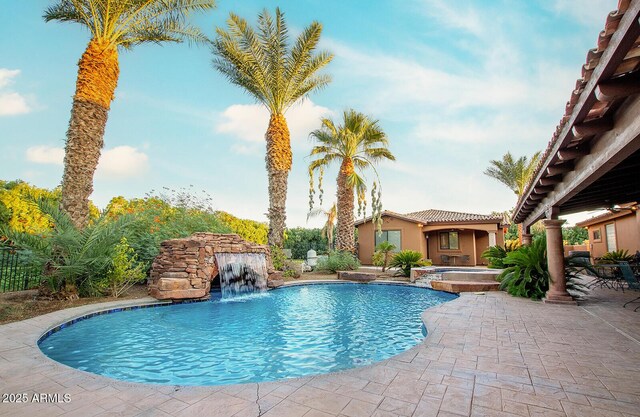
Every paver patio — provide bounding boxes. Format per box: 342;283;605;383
1;283;639;417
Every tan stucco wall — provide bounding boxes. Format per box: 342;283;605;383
586;212;640;258
356;216;425;264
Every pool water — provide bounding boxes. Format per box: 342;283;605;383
39;283;456;386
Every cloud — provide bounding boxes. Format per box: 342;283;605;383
417;0;485;37
215;99;333;153
548;0;614;26
26;145;149;179
0;69;31;116
26;145;65;165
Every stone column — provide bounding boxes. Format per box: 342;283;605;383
521;225;532;246
543;219;576;305
488;232;497;247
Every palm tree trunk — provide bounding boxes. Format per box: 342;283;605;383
518;223;523;244
336;158;355;252
61;39;119;229
265;113;292;247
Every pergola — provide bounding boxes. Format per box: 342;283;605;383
512;0;640;304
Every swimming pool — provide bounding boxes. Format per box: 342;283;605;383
39;283;456;386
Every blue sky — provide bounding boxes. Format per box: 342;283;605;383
0;0;614;228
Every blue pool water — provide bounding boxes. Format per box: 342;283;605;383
39;283;456;386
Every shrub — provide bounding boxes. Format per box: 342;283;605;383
217;211;268;244
1;198;129;298
597;249;634;264
482;245;508;268
498;237;587;300
316;251;360;273
93;237;146;297
389;250;426;277
498;238;549;299
270;245;287;271
284;227;328;259
371;251;384;267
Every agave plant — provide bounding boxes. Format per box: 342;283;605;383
389;250;426;277
1;198;130;297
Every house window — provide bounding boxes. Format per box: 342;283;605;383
592;229;601;241
375;230;401;250
605;223;617;252
439;231;459;250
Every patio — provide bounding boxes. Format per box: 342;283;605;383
0;283;638;417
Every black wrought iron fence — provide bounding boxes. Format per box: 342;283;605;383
0;247;41;292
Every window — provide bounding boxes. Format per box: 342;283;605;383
375;230;401;250
439;231;459;250
592;229;601;241
605;223;617;252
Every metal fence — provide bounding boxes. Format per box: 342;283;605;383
0;247;41;292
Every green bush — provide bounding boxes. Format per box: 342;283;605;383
481;245;508;268
597;249;634;264
498;237;587;300
92;237;146;297
389;250;426;277
1;198;129;297
284;227;328;259
371;250;384;267
374;241;396;272
270;245;287;271
316;251;360;273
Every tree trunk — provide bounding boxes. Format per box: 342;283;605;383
336;158;355;252
517;222;523;244
61;38;119;229
265;113;292;247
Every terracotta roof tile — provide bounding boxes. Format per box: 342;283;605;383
404;209;503;223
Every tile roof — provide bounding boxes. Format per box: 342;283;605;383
405;209;504;223
354;209;504;226
513;0;640;223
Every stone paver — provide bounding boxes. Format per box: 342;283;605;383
0;284;639;417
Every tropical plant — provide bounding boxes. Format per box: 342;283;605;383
315;251;360;273
212;8;333;247
484;151;540;242
308;109;395;252
481;245;509;269
597;249;634;264
374;241;396;272
307;203;337;250
44;0;215;228
1;198;129;298
389;250;426;277
562;225;588;245
498;236;586;300
93;237;146;298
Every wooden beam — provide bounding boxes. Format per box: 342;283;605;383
547;162;574;176
529;194;545;201
595;70;640;102
572;117;614;139
558;145;589;161
533;186;554;194
539;175;563;186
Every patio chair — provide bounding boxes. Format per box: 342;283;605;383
619;262;640;311
440;254;450;265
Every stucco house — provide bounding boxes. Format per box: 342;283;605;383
355;210;505;266
576;203;640;259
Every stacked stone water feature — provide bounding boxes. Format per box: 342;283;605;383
148;233;283;300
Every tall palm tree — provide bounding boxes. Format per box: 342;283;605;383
307;202;337;250
212;8;333;247
309;109;395;252
45;0;215;229
484;151;541;242
484;151;541;196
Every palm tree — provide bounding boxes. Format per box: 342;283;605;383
484;151;541;242
309;109;395;252
484;152;541;196
375;241;396;272
44;0;215;229
212;8;333;247
307;202;337;250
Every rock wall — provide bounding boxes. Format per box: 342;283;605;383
148;233;283;300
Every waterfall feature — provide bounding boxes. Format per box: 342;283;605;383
214;253;268;298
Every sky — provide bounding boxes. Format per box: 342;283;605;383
0;0;615;228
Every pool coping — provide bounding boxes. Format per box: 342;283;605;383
8;282;454;391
